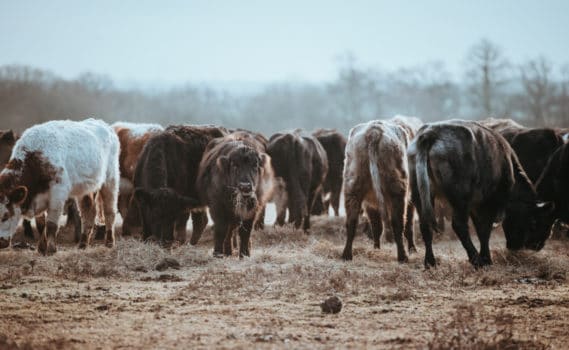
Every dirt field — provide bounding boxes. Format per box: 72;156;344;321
1;215;568;349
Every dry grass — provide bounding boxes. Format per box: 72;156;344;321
0;215;568;349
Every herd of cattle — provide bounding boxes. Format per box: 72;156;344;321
0;116;568;268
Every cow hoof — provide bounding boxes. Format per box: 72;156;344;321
78;241;88;250
46;242;57;256
213;251;224;258
373;243;380;249
398;255;409;263
38;238;48;255
104;239;114;249
472;256;492;269
424;256;437;269
341;251;353;261
408;245;417;254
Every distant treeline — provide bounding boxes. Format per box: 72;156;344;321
1;39;568;135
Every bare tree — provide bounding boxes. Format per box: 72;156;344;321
465;39;510;117
520;57;556;126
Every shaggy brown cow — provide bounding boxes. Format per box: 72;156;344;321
112;122;164;236
196;136;273;257
342;118;418;262
409;120;554;268
311;129;346;217
132;125;226;246
267;130;328;231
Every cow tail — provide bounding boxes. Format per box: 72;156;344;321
366;127;386;220
415;131;438;231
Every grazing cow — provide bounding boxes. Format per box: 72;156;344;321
196;135;274;257
342;118;417;262
132;125;226;246
112;122;164;236
536;142;569;227
409;120;554;268
267;130;328;231
0;119;120;255
311;129;346;217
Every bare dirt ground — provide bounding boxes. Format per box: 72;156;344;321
1;215;569;349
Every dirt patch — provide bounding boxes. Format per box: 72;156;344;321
1;216;569;349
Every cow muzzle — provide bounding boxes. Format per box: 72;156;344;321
238;182;254;197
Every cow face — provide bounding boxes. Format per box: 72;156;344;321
217;147;266;219
0;186;28;239
503;201;554;251
134;187;199;241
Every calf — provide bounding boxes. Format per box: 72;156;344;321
267;130;328;231
197;136;273;257
311;129;346;217
409;120;554;268
342;118;417;262
112;122;164;236
132;125;226;246
0;119;120;255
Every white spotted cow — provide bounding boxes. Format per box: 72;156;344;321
0;119;120;255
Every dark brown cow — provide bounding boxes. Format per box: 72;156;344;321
112;122;164;236
342;118;418;262
132;125;226;246
267;130;328;231
311;129;346;217
409;120;554;268
196;136;273;257
535;142;569;229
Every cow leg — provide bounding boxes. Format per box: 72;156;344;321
471;211;495;266
412;175;436;267
342;193;363;261
238;219;254;258
451;210;481;267
174;211;190;244
23;219;35;240
99;181;118;248
365;207;383;249
331;187;341;217
189;210;208;245
311;192;325;215
275;203;287;226
122;196;140;236
405;201;416;253
78;195;96;249
254;206;265;230
390;196;409;263
303;188;318;232
63;199;82;243
35;214;46;239
38;199;65;256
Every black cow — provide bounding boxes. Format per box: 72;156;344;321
132;125;226;246
536;142;569;227
196;136;273;257
409;120;554;268
311;129;346;217
267;130;328;231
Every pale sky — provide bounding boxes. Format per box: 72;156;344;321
1;0;567;85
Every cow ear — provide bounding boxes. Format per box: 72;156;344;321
536;201;554;213
9;186;27;205
134;188;151;203
259;153;268;167
1;130;15;142
216;156;229;171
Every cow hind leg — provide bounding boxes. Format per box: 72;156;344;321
78;195;96;249
98;184;118;248
389;196;409;263
471;210;495;267
303;188;318;232
365;207;383;249
405;201;416;253
23;219;35;240
451;208;482;267
342;193;363;261
331;188;341;217
65;199;82;243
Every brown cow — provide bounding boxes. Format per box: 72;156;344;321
197;135;273;257
342;117;418;262
112;122;164;236
267;129;328;231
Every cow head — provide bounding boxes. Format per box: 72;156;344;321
217;145;266;219
134;187;199;241
0;130;16;168
503;200;555;251
0;186;27;239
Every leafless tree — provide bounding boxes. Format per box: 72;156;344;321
465;39;510;117
520;57;556;126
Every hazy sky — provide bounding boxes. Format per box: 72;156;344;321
1;0;568;85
